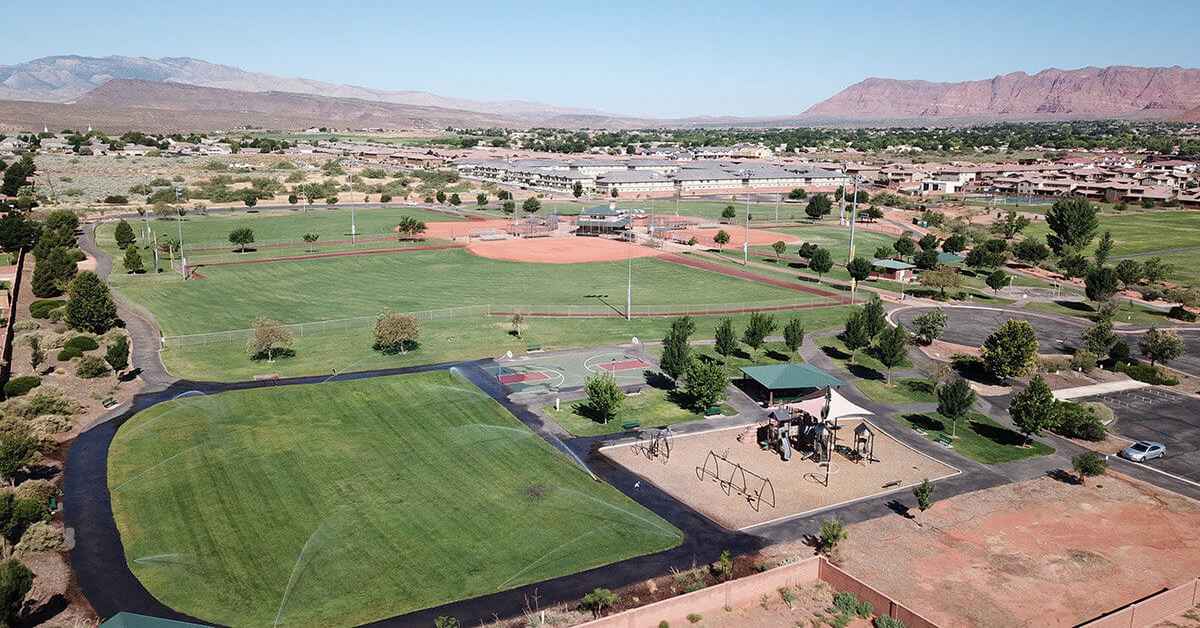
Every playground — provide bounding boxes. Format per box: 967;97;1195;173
485;346;656;397
604;417;958;530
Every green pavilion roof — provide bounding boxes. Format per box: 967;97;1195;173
739;363;843;391
870;258;916;270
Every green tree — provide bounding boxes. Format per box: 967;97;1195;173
572;181;583;198
912;479;934;512
843;310;871;350
805;194;832;220
981;319;1039;381
522;197;541;214
788;188;807;200
1139;327;1184;367
741;311;776;356
449;193;461;206
247;317;294;362
372;312;420;354
122;245;144;274
501;200;515;213
918;233;940;252
893;236;916;258
817;519;847;555
476;192;488;206
991;210;1031;239
721;205;736;221
1081;319;1117;356
27;336;43;374
920;265;962;299
31;247;76;298
1013;239;1050;265
808;247;833;280
396;216;427;239
713;229;731;250
1045;197;1099;255
584;373;623;424
1085;266;1120;303
659;319;692;382
1093;230;1114;267
985;269;1010;294
846;256;873;302
783;318;805;355
581;588;619;618
66;272;118;333
0;155;34;196
1142;256;1172;284
1072;451;1107;486
1009;375;1055;445
965;238;1008;270
0;559;32;626
937;377;976;438
684;357;729;409
942;233;968;253
0;213;38;253
0;424;37;486
771;240;787;261
911;309;947;345
862;294;886;338
714;318;738;360
302;232;319;252
1057;250;1090;279
874;324;910;384
113;220;136;249
1115;258;1143;287
106;335;130;373
228;227;255;252
242;190;258;208
436;190;447;204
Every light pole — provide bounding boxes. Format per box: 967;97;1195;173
847;176;860;264
739;170;751;265
626;252;633;321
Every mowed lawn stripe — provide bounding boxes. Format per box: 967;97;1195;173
116;248;823;335
108;372;681;626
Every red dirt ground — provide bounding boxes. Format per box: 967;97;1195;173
773;473;1200;628
659;253;848;302
466;236;665;264
425;219;514;240
675;226;803;247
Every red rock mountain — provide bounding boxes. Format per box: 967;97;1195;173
1180;105;1200;122
803;66;1200;121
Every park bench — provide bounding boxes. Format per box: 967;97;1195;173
526;345;543;353
704;406;723;417
935;433;954;447
621;420;641;430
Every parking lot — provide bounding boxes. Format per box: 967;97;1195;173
1085;388;1200;483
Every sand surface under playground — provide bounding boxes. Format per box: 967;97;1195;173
604;420;958;530
466;236;666;264
675;227;803;248
802;473;1200;628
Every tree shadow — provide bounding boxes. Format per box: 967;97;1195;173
848;363;884;381
900;379;936;397
645;371;674;390
1046;468;1081;485
1053;299;1095;314
666;388;704;413
886;499;914;519
765;349;792;362
969;419;1025;447
249;348;297;362
821;345;852;361
902;413;945;432
21;593;68;628
950;354;1001;384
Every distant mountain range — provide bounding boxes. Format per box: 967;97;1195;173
0;55;1199;132
802;66;1200;121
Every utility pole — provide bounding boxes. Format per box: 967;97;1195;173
626;253;632;321
847;176;860;264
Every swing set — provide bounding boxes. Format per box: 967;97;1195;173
695;449;776;512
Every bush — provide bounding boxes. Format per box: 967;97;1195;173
102;195;129;205
1168;305;1197;322
14;521;64;555
14;479;54;504
3;376;40;397
832;592;873;618
56;347;82;361
29;299;65;319
373;312;420;354
1117;361;1179;386
818;519;847;555
687;613;702;624
75;355;110;379
874;618;906;628
1081;401;1115;427
8;388;76;419
63;335;99;352
1051;401;1106;441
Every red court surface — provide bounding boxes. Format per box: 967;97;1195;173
466;236;665;264
497;371;551;385
595;358;650;372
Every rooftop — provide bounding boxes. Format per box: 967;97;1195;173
739;363;843;391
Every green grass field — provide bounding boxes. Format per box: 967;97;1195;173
898;411;1054;464
108;371;681;626
543;386;734;437
96;205;461;252
114;248;825;336
531;198;806;222
1021;210;1200;285
161;306;854;382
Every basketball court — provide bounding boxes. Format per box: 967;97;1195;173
485;346;657;397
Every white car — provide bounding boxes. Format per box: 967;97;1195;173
1119;441;1166;462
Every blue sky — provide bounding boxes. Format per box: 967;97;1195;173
3;0;1199;117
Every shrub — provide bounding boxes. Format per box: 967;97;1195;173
29;299;65;319
3;376;40;398
27;414;71;440
103;195;129;205
875;618;906;628
818;519;847;555
56;347;82;361
1117;362;1179;386
1168;305;1197;322
8;388;76;419
1072;451;1107;484
14;479;54;504
106;336;130;372
373;312;420;354
1051;401;1106;441
76;355;110;379
779;587;798;608
14;521;64;555
63;335;99;352
581;587;618;617
687;613;702;624
1081;401;1115;427
0;559;33;625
